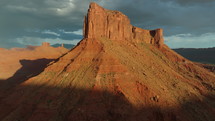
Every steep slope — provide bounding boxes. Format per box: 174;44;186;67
0;3;214;121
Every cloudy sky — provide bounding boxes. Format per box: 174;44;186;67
0;0;215;48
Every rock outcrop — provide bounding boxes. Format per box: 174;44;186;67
84;2;164;47
42;42;50;47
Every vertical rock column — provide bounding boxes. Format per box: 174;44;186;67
84;2;107;39
151;29;164;47
83;2;133;41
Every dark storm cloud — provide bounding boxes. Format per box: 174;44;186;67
162;0;215;5
0;0;98;48
0;0;90;33
103;0;215;35
0;0;215;48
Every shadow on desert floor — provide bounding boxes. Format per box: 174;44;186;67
0;58;55;90
0;84;214;121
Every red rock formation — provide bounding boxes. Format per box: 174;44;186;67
42;42;50;47
84;2;164;47
149;28;164;47
84;3;132;41
0;3;214;121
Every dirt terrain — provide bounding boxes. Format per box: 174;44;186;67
0;3;214;121
0;42;68;80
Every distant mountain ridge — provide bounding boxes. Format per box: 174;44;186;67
51;43;75;49
173;47;215;64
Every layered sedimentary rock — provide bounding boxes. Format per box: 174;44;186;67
84;2;164;47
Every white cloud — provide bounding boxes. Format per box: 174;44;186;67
16;36;80;46
42;30;60;36
6;5;37;13
55;1;75;16
60;29;83;35
70;29;83;35
165;33;215;48
5;0;76;16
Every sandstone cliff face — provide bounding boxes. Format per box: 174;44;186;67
84;3;132;41
84;2;164;47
